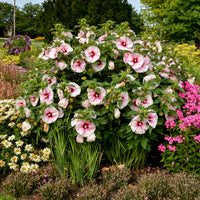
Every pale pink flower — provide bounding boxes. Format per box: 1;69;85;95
24;107;31;118
126;53;144;70
129;115;149;134
114;83;122;89
57;89;64;100
76;134;84;143
82;100;91;108
87;133;96;142
113;49;119;59
115;36;133;51
143;74;158;89
38;48;49;60
117;92;129;109
16;99;26;110
71;113;81;127
30;94;39;106
62;32;73;38
75;120;96;137
136;94;153;108
58;98;68;109
59;44;73;55
92;59;106;72
88;87;106;105
66;82;81;97
55;60;67;70
39;88;54;105
42;106;59;124
147;111;158;128
71;59;86;73
134;56;150;73
85;46;100;63
98;32;108;43
123;53;131;64
42;75;57;87
48;47;59;59
155;41;162;52
126;74;135;82
130;99;139;111
22;121;31;132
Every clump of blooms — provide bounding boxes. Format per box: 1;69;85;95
17;20;184;169
0;99;21;123
159;81;200;173
3;35;31;55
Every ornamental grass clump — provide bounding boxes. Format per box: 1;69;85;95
15;19;185;178
3;35;31;55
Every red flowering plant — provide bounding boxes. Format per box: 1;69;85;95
159;80;200;173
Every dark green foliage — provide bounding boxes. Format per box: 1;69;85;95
141;0;200;45
164;0;200;43
40;0;143;43
0;2;43;38
16;3;43;38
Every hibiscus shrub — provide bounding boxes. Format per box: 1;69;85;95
15;19;184;178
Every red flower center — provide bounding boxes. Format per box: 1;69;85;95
83;123;89;129
47;78;52;84
76;61;81;66
94;92;100;98
133;58;138;63
137;121;143;126
90;51;95;57
97;60;102;65
121;41;126;46
47;112;52;117
62;48;67;53
69;87;74;93
45;93;49;98
143;99;147;104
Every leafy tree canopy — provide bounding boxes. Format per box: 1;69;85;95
40;0;143;43
141;0;200;45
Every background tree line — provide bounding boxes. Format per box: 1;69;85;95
0;0;143;42
141;0;200;48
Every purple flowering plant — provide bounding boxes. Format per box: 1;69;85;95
3;35;31;55
159;81;200;173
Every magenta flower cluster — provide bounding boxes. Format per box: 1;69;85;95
158;135;185;152
159;81;200;173
164;81;200;130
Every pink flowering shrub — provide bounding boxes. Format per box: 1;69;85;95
17;19;184;173
159;81;200;173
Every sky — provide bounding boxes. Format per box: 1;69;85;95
1;0;142;12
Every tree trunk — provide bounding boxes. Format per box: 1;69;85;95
195;38;200;49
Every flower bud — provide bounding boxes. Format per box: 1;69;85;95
44;123;49;133
114;108;120;119
76;135;84;143
87;134;96;142
108;61;115;70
